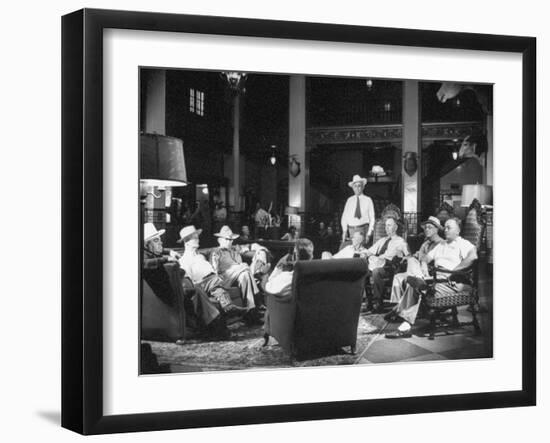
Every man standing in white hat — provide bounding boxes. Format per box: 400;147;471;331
210;225;262;313
340;174;375;245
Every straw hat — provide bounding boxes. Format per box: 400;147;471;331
421;216;444;231
143;223;165;243
177;225;203;243
347;174;368;188
213;225;239;240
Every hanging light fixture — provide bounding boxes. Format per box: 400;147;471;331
221;72;247;92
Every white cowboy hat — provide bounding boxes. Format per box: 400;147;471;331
143;223;165;243
347;174;368;188
177;225;203;243
421;216;444;231
214;225;239;240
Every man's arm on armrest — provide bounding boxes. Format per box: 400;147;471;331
143;256;168;270
451;248;478;272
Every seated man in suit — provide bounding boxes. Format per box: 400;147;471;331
387;216;444;311
178;225;248;316
210;225;264;313
143;223;223;343
365;216;409;313
385;217;477;338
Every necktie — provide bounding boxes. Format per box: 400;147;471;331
377;237;392;256
354;196;362;219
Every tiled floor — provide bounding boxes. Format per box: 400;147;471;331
358;266;493;365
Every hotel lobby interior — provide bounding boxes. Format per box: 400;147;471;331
139;68;493;374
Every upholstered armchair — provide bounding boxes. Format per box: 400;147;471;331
141;262;192;342
262;258;368;358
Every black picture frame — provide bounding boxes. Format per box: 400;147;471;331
62;8;536;435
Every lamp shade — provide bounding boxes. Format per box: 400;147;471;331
461;184;493;206
140;133;188;187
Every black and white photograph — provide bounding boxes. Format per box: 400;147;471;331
139;69;494;374
2;0;545;440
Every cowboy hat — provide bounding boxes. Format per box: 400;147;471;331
421;216;444;231
143;223;165;243
177;225;203;243
347;174;368;188
213;225;239;240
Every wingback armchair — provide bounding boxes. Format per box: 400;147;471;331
263;258;368;358
141;262;193;342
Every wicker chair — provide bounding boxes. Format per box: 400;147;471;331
422;212;483;340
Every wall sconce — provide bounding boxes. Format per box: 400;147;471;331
370;165;386;182
365;79;373;90
269;144;277;165
452;148;459;161
289;155;301;177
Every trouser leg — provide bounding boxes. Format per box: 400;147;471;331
236;271;258;310
395;285;422;325
372;267;389;303
191;287;221;326
390;272;407;303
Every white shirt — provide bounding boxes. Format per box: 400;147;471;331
333;244;368;259
341;194;375;234
178;250;215;283
367;235;409;261
426;236;475;271
265;268;293;297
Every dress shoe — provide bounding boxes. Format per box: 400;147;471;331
385;330;412;339
384;311;400;322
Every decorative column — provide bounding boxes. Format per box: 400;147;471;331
222;72;247;213
485;114;493;186
232;93;241;210
144;69;166;135
402;80;421;233
289;75;307;229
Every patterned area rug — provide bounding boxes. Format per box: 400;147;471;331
145;312;389;373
